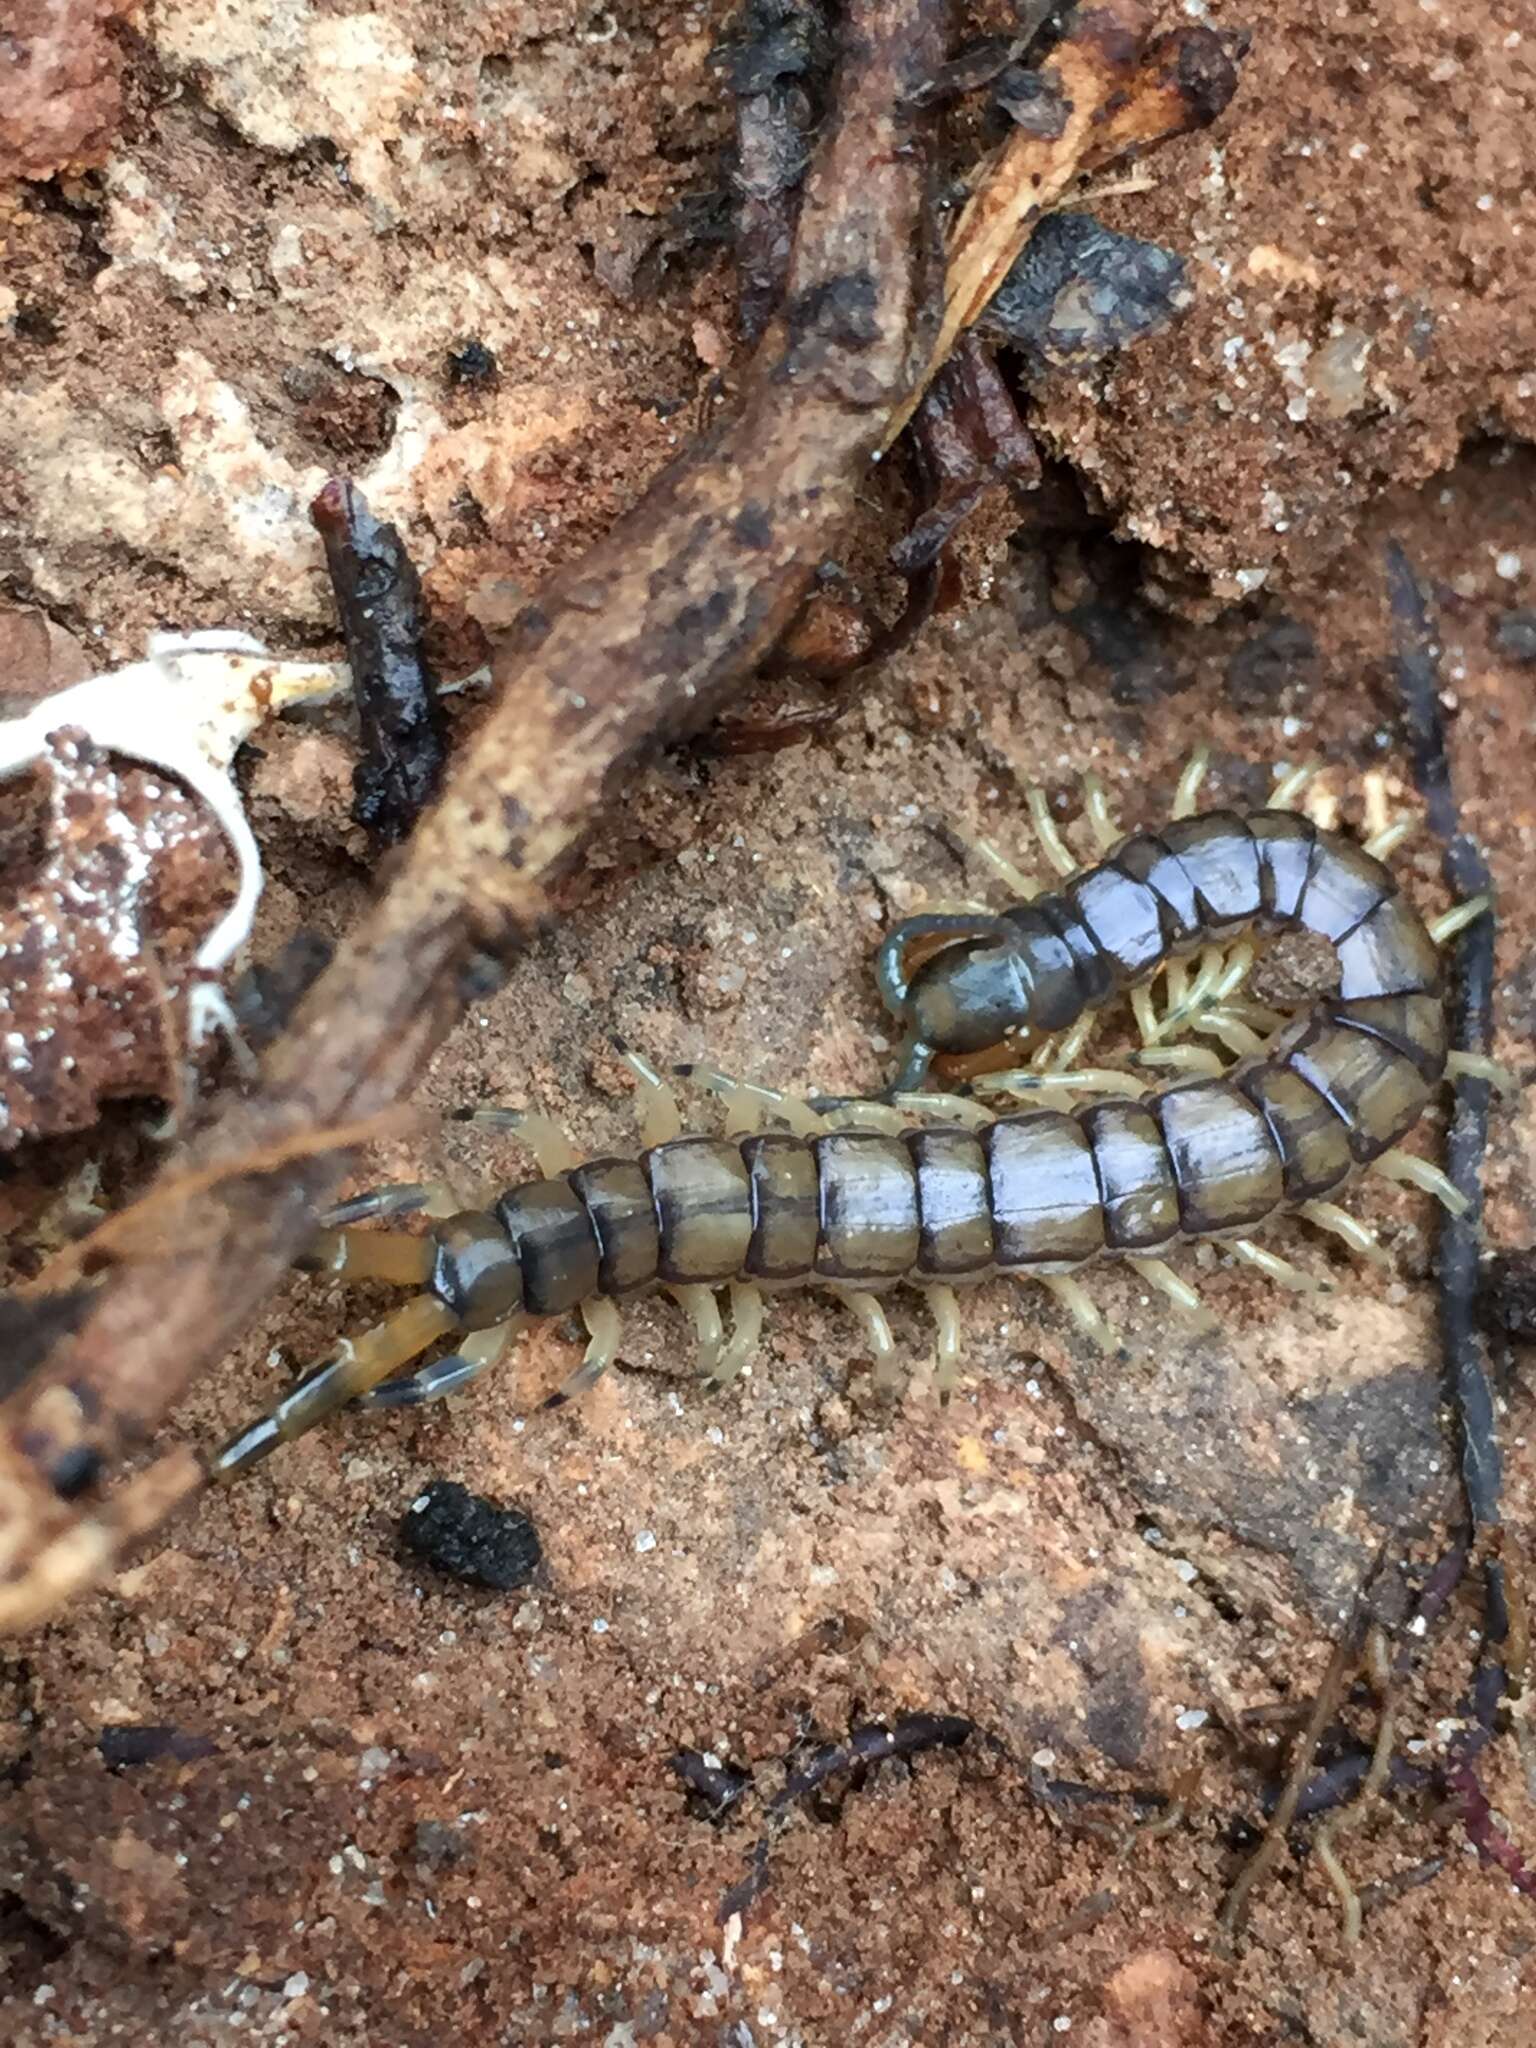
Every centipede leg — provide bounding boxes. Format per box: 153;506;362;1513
457;1105;581;1175
669;1284;724;1379
361;1321;516;1409
1299;1200;1392;1269
1131;1044;1226;1079
840;1289;901;1390
1171;746;1210;819
617;1046;685;1146
678;1061;826;1137
706;1282;767;1391
1445;1049;1515;1089
1080;771;1121;852
1268;759;1317;810
210;1295;459;1480
889;1089;992;1130
1038;1274;1119;1353
545;1297;625;1408
923;1284;963;1402
1364;818;1416;860
1429;897;1492;946
319;1181;462;1227
1026;785;1078;878
298;1225;438;1286
1229;1238;1330;1294
1370;1148;1471;1216
967;835;1040;898
1126;1256;1218;1332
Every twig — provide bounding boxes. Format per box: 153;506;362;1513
884;1;1240;445
1219;1615;1363;1935
719;1712;973;1920
0;0;949;1630
1387;540;1507;1637
311;478;448;849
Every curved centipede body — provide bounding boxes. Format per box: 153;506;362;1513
210;789;1477;1483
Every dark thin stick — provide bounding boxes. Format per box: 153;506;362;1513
1387;540;1507;1635
311;478;448;849
1219;1615;1362;1934
719;1712;973;1920
1443;1764;1536;1896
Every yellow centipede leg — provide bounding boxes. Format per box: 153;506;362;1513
1370;1149;1471;1217
841;1289;901;1390
1126;1256;1219;1333
1229;1238;1330;1294
1081;770;1121;852
1172;747;1210;820
1268;760;1318;811
1430;897;1492;946
619;1047;685;1147
1299;1201;1391;1269
970;836;1041;898
1364;818;1417;860
669;1285;724;1379
1039;1274;1119;1353
923;1284;964;1402
546;1298;625;1407
1027;785;1079;878
707;1282;766;1390
460;1105;582;1176
1445;1050;1516;1091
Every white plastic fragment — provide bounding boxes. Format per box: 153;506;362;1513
0;629;347;975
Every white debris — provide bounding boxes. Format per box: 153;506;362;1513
0;629;347;976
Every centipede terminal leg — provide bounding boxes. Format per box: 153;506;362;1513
359;1322;515;1409
211;1295;459;1479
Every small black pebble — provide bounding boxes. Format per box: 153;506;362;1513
400;1479;542;1590
99;1724;216;1768
447;339;498;387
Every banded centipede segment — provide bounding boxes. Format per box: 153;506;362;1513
211;770;1483;1483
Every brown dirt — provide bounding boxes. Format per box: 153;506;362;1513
3;4;1535;2045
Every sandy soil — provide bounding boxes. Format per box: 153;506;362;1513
3;3;1535;2043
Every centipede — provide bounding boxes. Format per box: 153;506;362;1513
206;755;1493;1483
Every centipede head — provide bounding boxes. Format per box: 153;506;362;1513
903;933;1036;1060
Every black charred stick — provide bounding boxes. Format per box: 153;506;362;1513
1387;541;1507;1639
311;478;449;850
719;1711;973;1919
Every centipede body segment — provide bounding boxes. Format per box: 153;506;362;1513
209;791;1473;1483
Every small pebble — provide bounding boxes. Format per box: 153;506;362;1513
399;1480;542;1591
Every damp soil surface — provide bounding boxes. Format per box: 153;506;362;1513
3;4;1536;2044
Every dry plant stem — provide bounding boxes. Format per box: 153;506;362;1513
0;0;947;1630
883;1;1239;445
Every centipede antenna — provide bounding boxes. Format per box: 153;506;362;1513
1228;1238;1330;1294
1370;1148;1471;1217
1268;759;1318;810
1126;1256;1218;1331
705;1282;766;1390
1364;818;1417;861
545;1297;624;1408
1172;746;1211;820
1080;771;1121;852
1039;1273;1119;1353
924;1284;963;1402
669;1284;724;1379
1428;896;1492;946
1299;1200;1391;1268
1026;784;1078;878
